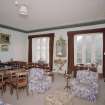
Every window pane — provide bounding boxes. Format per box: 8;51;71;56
77;47;82;64
32;37;49;63
86;46;91;63
74;33;103;65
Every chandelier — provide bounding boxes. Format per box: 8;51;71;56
14;0;28;16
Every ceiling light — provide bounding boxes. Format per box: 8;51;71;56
14;0;29;16
19;4;28;16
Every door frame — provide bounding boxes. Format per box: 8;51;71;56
67;28;105;78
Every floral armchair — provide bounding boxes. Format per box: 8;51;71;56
70;70;98;102
28;68;51;93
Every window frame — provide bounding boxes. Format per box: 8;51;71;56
67;28;105;78
28;33;54;71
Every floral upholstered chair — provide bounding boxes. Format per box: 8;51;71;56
70;70;98;102
28;68;51;93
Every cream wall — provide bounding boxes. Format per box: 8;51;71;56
29;24;105;74
0;27;28;62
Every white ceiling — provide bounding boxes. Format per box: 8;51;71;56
0;0;105;31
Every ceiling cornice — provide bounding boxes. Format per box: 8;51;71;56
28;19;105;33
0;19;105;33
0;24;27;33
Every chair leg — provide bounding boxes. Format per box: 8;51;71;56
3;84;6;93
26;85;29;96
1;85;3;96
10;85;13;95
16;86;19;100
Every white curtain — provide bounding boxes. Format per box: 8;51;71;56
74;33;103;66
32;37;49;63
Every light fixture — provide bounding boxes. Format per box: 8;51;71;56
14;0;29;16
19;4;28;16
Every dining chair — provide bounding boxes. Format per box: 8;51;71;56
0;72;6;95
10;71;29;99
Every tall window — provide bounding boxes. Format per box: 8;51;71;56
74;33;103;65
32;37;49;63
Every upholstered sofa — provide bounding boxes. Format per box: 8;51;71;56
70;70;98;101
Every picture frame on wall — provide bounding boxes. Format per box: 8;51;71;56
56;37;66;57
0;33;10;44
